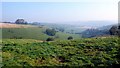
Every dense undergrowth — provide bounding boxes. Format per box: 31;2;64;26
1;37;120;67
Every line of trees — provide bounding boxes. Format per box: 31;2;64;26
15;19;27;24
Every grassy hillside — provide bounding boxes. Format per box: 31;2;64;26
1;23;81;40
2;27;48;40
32;23;87;33
2;36;120;67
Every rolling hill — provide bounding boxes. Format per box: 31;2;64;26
1;23;81;41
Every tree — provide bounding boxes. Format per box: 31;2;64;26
109;26;118;35
46;37;54;41
45;28;56;36
68;36;73;40
15;19;27;24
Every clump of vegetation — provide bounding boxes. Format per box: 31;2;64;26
45;28;56;36
109;25;120;36
67;36;73;40
15;19;27;24
46;37;54;41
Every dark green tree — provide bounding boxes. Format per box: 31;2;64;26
15;19;27;24
109;26;118;35
45;28;56;36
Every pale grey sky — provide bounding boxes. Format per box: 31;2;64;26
1;0;119;23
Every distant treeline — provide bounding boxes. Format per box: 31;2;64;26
3;19;28;24
82;24;120;38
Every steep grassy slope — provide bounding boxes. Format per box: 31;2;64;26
2;37;120;67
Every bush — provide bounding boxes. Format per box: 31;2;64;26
46;37;54;41
45;29;56;36
68;36;73;40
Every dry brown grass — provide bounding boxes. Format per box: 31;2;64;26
0;23;35;28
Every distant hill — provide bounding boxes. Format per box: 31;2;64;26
81;23;118;38
81;29;110;38
61;21;117;27
30;22;89;34
98;24;118;30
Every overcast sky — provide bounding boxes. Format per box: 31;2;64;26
1;0;119;23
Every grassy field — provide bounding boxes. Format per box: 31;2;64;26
1;23;81;41
2;36;120;67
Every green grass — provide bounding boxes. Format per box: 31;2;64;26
2;27;81;41
55;32;80;40
2;36;120;67
2;27;48;40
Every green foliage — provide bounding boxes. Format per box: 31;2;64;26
109;25;120;36
67;36;73;40
45;28;56;36
46;37;54;41
15;19;27;24
2;36;119;67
